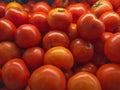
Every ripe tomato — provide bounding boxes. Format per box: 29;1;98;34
70;38;94;63
96;63;120;90
22;4;32;12
29;11;50;34
0;18;16;41
0;2;6;18
67;72;102;90
107;0;120;10
15;24;41;48
29;65;66;90
44;46;74;70
91;0;113;17
86;0;98;6
77;12;105;40
99;11;120;32
0;41;20;67
5;7;29;27
66;3;89;23
47;8;72;31
31;1;51;14
104;32;120;64
22;47;44;71
42;30;70;50
2;58;30;90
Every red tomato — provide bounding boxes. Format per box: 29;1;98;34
70;38;94;63
27;0;36;8
22;47;44;71
22;4;32;12
5;7;29;27
107;0;120;10
2;58;30;90
77;12;105;40
104;32;120;64
66;3;89;23
44;46;74;70
96;63;120;90
29;65;66;90
29;11;50;34
0;41;20;67
99;11;120;32
15;24;41;48
0;18;16;41
47;8;72;31
42;30;70;50
31;1;51;14
0;2;6;18
86;0;98;6
91;0;113;17
67;72;102;90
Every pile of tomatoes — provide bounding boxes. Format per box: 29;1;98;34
0;0;120;90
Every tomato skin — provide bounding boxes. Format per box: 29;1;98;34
2;58;30;90
99;11;120;32
22;47;44;71
0;2;6;18
29;65;66;90
77;12;105;40
104;32;120;64
107;0;120;10
0;18;16;41
43;30;70;50
47;8;72;31
44;46;74;70
66;3;89;23
70;38;94;63
67;72;102;90
0;41;20;67
15;24;41;48
96;63;120;90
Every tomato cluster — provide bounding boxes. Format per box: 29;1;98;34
0;0;120;90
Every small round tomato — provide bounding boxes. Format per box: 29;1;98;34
44;46;74;70
31;1;51;14
29;11;50;34
107;0;120;10
67;72;102;90
0;2;6;18
99;11;120;32
0;41;20;67
77;12;105;40
22;47;44;71
29;65;66;90
27;0;36;8
96;63;120;90
42;30;70;50
2;58;30;90
91;0;113;17
70;38;94;63
104;32;120;64
66;3;89;23
0;18;16;41
15;24;41;48
47;8;72;31
22;4;32;12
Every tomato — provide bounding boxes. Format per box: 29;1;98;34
0;18;16;41
47;8;72;31
77;12;105;40
15;24;41;48
107;0;120;10
66;3;89;23
96;63;120;90
44;46;74;70
27;0;36;8
86;0;98;6
25;85;30;90
22;47;44;71
0;2;6;18
70;38;94;63
99;11;120;32
42;30;70;50
31;1;51;14
67;72;102;90
91;0;113;17
0;41;20;67
22;4;32;12
5;7;29;27
29;11;50;34
29;65;66;90
104;32;120;64
2;58;30;90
